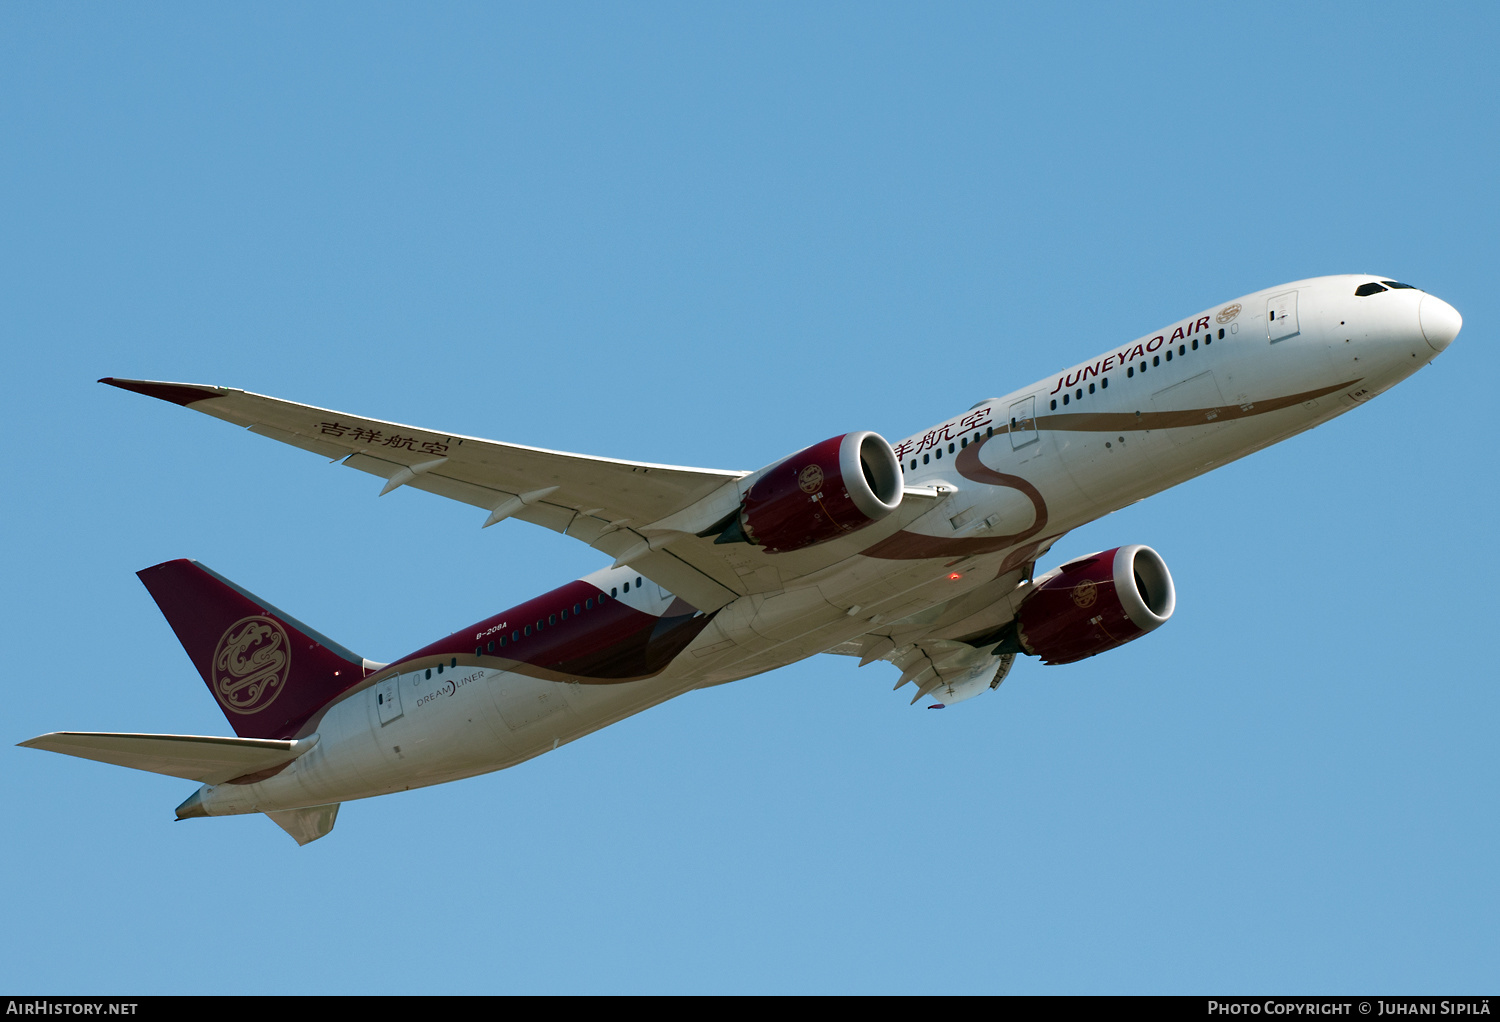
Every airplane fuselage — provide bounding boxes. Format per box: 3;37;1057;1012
175;274;1461;819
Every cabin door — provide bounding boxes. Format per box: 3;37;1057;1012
1267;291;1300;341
375;676;403;725
1008;395;1039;450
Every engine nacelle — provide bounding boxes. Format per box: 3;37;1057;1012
1014;545;1175;665
735;432;903;554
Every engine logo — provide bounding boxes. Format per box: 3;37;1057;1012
211;615;292;715
1071;580;1099;608
798;464;824;494
1216;303;1242;324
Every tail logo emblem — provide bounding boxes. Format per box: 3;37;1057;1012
211;616;292;715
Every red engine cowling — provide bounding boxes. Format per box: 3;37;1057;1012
1014;545;1175;665
737;432;903;553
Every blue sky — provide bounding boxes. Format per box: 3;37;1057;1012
3;3;1495;994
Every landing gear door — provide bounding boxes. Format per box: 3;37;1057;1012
1008;395;1038;449
1267;290;1299;341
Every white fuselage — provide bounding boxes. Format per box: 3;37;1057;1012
196;274;1455;817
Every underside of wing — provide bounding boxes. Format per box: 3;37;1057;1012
102;378;952;612
102;378;752;608
829;565;1037;704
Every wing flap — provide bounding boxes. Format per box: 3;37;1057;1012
19;731;317;785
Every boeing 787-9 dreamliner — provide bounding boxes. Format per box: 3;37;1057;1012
22;275;1462;844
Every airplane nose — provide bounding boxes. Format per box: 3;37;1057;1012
1418;294;1462;352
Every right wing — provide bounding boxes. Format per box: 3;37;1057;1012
102;378;947;611
102;378;752;609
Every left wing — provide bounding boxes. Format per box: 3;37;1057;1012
827;564;1042;704
827;634;1016;705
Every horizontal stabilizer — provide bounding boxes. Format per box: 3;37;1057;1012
18;731;317;785
265;804;340;846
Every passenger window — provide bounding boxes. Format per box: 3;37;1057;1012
574;603;581;615
960;437;968;448
934;448;942;460
1088;383;1095;394
1179;344;1185;355
523;625;531;636
499;635;507;647
622;582;630;593
585;598;593;610
1050;398;1058;409
1355;282;1388;296
549;613;557;625
487;641;495;653
437;663;443;674
1063;394;1070;405
923;453;929;464
1215;329;1222;340
1102;377;1109;389
511;630;519;642
1127;367;1134;378
1166;350;1172;361
1075;388;1082;399
1192;338;1198;350
637;577;643;587
535;619;543;631
425;668;432;680
1153;355;1160;366
987;426;994;437
947;443;955;454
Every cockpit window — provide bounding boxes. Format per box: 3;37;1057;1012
1355;282;1388;297
1381;280;1418;289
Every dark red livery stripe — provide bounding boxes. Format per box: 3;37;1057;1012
401;581;713;683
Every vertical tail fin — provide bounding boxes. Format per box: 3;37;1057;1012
138;560;368;740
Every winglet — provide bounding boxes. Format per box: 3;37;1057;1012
100;377;229;407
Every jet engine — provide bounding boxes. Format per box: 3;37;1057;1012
720;432;903;554
1008;545;1175;665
